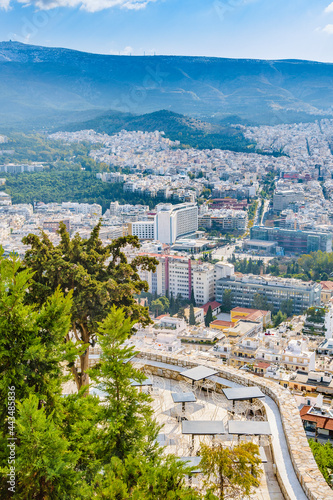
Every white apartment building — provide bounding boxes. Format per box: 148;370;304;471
61;202;102;217
192;265;215;305
273;190;304;213
140;254;218;305
281;339;316;372
130;220;155;240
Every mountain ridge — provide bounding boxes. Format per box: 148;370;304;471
2;41;333;64
1;41;333;128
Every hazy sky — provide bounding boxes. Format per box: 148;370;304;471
2;0;333;62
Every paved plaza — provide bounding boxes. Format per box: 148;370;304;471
135;370;283;500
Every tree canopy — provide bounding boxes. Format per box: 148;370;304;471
189;304;196;325
22;222;158;390
0;250;73;431
221;289;233;313
1;288;202;499
199;442;262;500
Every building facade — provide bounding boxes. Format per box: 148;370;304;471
216;274;321;314
129;202;198;244
139;254;218;305
250;226;332;254
155;203;198;244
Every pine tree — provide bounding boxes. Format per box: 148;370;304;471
89;306;159;462
14;395;80;500
151;298;164;317
169;292;175;315
91;455;202;499
272;310;287;327
0;252;74;494
252;293;274;312
221;289;233;313
0;252;73;432
22;222;158;391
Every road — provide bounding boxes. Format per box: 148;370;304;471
212;244;236;261
260;199;270;225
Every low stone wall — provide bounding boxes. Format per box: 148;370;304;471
137;349;333;500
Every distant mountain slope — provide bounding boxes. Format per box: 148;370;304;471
64;109;214;134
61;109;255;152
1;41;333;127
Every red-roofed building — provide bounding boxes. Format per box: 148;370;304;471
200;301;222;315
253;361;271;376
300;405;333;438
320;281;333;303
230;307;271;327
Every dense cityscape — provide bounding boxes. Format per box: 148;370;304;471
2;117;333;497
4;1;333;497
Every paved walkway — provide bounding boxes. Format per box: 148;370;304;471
263;396;307;500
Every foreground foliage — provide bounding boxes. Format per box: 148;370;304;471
0;241;263;499
309;440;333;488
0;272;201;498
22;222;158;390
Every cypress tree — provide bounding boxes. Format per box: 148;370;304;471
190;288;196;307
205;305;213;327
189;304;196;325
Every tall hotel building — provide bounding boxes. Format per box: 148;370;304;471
129;203;198;244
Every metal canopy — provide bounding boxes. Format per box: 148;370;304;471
171;392;197;404
182;420;226;435
228;421;271;436
222;387;265;401
130;377;153;387
123;354;136;364
181;366;218;381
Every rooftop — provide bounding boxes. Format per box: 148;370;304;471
200;301;222;314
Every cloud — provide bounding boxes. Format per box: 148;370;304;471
12;0;158;12
325;2;333;14
323;24;333;34
0;0;11;9
110;45;134;55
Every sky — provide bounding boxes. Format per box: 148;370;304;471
2;0;333;62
